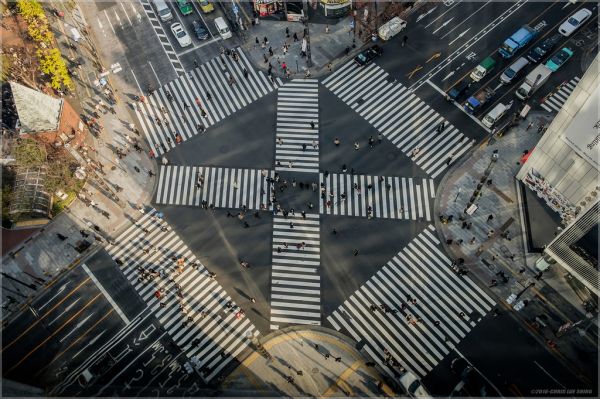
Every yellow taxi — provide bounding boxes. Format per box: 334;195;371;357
198;0;214;13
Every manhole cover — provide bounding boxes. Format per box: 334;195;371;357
312;367;319;374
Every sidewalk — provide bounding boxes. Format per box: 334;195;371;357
1;2;155;319
435;111;598;382
220;326;395;397
241;16;364;78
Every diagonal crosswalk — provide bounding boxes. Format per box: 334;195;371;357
275;79;320;173
155;165;274;210
319;173;435;221
270;213;321;330
327;225;495;379
323;62;472;179
135;48;283;156
540;76;580;113
106;209;258;382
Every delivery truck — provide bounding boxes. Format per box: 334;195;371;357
464;87;495;114
499;25;537;58
378;17;407;41
515;64;552;100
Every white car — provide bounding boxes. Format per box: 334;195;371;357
399;371;433;398
558;8;592;36
171;22;191;47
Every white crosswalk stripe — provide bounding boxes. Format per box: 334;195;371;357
327;225;495;379
323;62;472;179
135;48;283;156
540;76;580;113
139;0;184;74
106;209;257;382
155;165;274;210
270;213;321;329
319;173;435;221
275;79;320;173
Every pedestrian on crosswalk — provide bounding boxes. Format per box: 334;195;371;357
302;143;307;151
243;68;249;79
289;221;294;229
310;120;315;129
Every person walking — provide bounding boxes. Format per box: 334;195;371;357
243;68;248;79
402;35;408;47
285;27;290;37
487;214;494;223
353;249;359;256
354;141;360;150
310;120;315;129
293;32;299;42
334;137;340;146
269;46;274;56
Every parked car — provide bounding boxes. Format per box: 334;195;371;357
500;57;529;84
545;47;574;71
197;0;214;13
171;22;192;47
192;20;209;40
354;45;383;66
558;8;592;36
526;33;562;63
447;79;471;102
176;0;193;15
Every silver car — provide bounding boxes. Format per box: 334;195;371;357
171;22;192;47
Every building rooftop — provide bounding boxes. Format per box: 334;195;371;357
9;81;62;134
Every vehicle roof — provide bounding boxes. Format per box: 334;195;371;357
480;56;496;68
510;26;535;41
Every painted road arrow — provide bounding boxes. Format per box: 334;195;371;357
449;28;471;46
432;17;454;34
416;6;437;23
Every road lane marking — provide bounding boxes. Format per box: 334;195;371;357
6;293;102;375
37;282;69;310
48;297;81;326
2;277;91;353
82;263;130;324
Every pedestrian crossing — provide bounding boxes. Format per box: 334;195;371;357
270;213;321;330
327;225;495;379
319;174;435;221
155;165;274;210
135;48;283;156
106;209;258;382
275;80;320;173
322;62;472;179
540;76;580;113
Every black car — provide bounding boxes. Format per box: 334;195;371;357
526;33;562;63
192;20;209;40
447;79;472;102
354;45;383;66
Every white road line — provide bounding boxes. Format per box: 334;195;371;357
81;263;130;324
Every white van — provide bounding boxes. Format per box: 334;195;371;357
378;17;407;41
500;57;529;84
482;102;510;128
215;17;232;40
153;0;172;22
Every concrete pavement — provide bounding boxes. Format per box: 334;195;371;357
220;326;395;397
435;110;598;383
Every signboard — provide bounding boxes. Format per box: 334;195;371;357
560;84;600;170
